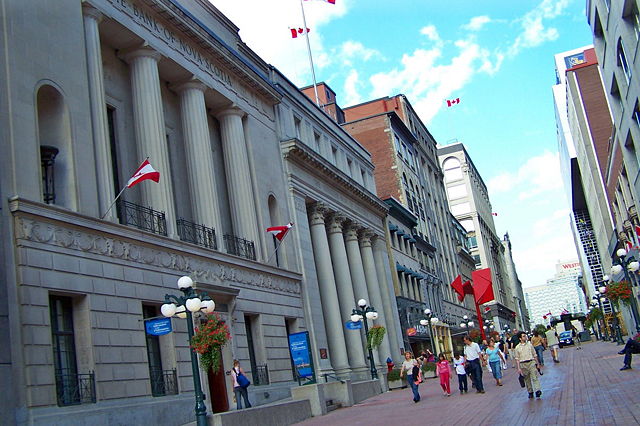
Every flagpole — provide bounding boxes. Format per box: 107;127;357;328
100;185;127;220
299;0;320;107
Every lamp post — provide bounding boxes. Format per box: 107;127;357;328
611;248;640;333
420;308;439;356
161;276;216;426
593;292;609;341
589;301;603;340
351;299;378;380
600;279;624;345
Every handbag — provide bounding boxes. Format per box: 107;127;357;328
235;368;251;388
518;374;526;388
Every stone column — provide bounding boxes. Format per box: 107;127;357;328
308;204;350;375
360;231;393;365
216;107;260;250
327;214;367;374
407;275;415;300
122;46;176;237
82;4;116;221
344;223;370;303
174;80;223;236
373;236;402;361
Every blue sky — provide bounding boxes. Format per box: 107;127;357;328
212;0;595;287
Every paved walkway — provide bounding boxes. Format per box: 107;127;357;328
296;340;640;426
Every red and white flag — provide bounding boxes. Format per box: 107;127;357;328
290;28;311;38
626;240;633;251
446;98;460;107
561;308;569;315
304;0;336;4
127;159;160;188
267;222;294;241
491;212;498;216
542;311;552;319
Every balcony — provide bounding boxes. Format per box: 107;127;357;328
150;368;179;397
54;370;96;407
223;234;256;260
118;200;167;236
176;218;217;250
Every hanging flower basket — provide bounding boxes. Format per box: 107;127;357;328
606;281;632;307
366;325;386;350
190;313;231;372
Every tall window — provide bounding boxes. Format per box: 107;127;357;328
143;305;165;397
50;296;79;406
618;38;632;83
244;314;258;379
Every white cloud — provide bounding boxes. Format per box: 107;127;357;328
462;16;491;31
343;69;362;106
336;41;384;67
508;0;572;56
420;25;441;42
488;151;562;200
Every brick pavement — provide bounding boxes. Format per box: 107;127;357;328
296;340;640;426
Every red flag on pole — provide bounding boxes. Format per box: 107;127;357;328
290;28;311;38
450;275;464;302
446;98;460;107
127;159;160;188
472;268;495;305
266;223;294;241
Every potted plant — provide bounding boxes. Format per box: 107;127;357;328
190;313;231;371
421;361;437;378
386;368;405;390
605;281;633;308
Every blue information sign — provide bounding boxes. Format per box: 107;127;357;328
145;318;172;336
345;321;363;330
288;331;314;379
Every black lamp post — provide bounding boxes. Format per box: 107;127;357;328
592;293;609;341
420;308;439;356
161;276;216;426
599;279;624;345
351;299;378;380
611;248;640;333
589;301;603;340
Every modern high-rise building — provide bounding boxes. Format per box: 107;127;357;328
437;143;518;331
502;233;530;331
524;260;587;328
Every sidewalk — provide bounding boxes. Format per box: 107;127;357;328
296;340;640;426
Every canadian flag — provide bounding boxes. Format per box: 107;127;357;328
446;98;460;107
266;222;294;241
542;311;552;319
561;308;569;315
304;0;336;3
626;240;633;251
127;159;160;188
635;225;640;240
290;28;311;38
491;212;498;216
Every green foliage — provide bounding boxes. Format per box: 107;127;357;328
589;307;603;321
387;368;401;381
421;362;436;372
367;325;386;350
534;324;548;335
190;314;231;372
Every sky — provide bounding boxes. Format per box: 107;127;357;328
211;0;595;288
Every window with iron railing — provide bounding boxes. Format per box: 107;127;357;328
117;200;167;236
177;218;217;250
224;234;256;260
253;364;270;386
149;368;179;397
54;370;96;406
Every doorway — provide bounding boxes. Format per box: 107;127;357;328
207;347;229;413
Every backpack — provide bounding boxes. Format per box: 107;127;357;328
234;368;251;388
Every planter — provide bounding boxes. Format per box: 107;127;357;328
388;378;406;390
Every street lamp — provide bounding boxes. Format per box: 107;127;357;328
589;300;603;340
161;276;216;426
351;299;378;380
611;248;640;333
420;308;439;355
600;278;624;345
592;293;608;341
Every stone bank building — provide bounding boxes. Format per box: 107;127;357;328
0;0;400;424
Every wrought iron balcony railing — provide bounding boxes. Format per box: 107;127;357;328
150;368;179;397
176;218;217;250
223;234;256;260
54;370;96;406
118;200;167;236
253;364;270;386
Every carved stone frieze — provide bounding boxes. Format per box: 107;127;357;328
14;216;300;295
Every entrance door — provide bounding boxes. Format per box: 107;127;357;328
207;347;229;413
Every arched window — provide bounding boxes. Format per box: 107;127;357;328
36;84;75;209
442;157;462;181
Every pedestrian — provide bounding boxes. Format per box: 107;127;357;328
545;325;560;363
463;335;485;393
619;333;640;370
571;325;582;350
485;338;506;386
436;353;452;396
530;330;545;375
514;332;542;399
230;359;252;410
453;352;468;394
399;351;421;403
504;332;512;361
509;330;520;368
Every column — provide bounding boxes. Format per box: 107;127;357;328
174;80;223;235
122;46;176;237
373;236;402;361
344;223;370;303
308;204;350;375
327;214;367;374
407;275;415;300
216;107;260;249
360;231;393;365
82;4;116;221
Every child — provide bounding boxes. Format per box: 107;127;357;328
436;353;451;396
453;352;468;394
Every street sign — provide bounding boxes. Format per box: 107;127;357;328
145;318;172;336
345;321;362;330
406;327;417;336
288;331;315;379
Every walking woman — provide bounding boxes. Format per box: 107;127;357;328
485;338;506;386
230;359;252;410
531;330;545;374
399;351;421;403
